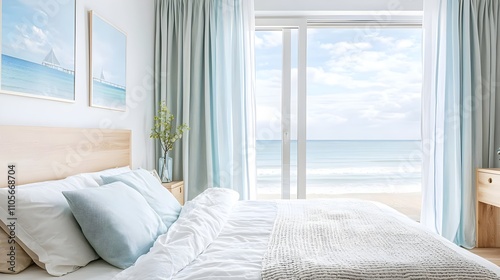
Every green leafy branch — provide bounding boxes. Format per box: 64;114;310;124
150;102;189;159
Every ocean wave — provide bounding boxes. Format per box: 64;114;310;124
257;166;421;176
255;184;421;195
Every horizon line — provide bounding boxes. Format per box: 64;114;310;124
256;139;422;141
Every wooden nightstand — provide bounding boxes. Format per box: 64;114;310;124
162;181;184;205
476;168;500;265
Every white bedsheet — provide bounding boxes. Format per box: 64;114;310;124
173;199;500;279
117;200;500;280
174;201;276;279
5;199;500;279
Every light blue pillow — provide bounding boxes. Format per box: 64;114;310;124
62;182;167;269
101;169;182;228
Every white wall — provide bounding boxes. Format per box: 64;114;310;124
0;0;155;169
255;0;423;13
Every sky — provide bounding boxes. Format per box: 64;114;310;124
2;0;75;69
91;12;126;87
255;27;422;141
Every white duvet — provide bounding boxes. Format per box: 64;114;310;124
114;189;500;280
113;188;243;280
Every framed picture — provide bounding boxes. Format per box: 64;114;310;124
0;0;76;102
89;11;127;111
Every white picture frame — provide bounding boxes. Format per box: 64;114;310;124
89;10;127;111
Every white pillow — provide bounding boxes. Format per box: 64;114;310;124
101;169;182;229
63;182;168;269
78;166;131;185
0;175;100;276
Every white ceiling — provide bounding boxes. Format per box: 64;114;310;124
255;0;423;15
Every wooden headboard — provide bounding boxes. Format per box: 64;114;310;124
0;126;131;188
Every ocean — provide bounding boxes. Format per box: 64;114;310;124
92;80;126;110
0;54;125;110
1;54;74;100
256;140;422;194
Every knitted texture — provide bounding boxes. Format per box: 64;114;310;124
262;200;499;280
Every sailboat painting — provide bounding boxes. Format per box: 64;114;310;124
89;11;127;111
0;0;75;101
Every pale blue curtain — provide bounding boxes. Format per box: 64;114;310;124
154;0;256;200
422;0;500;248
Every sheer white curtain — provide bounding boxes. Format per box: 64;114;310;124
154;0;256;200
421;0;500;248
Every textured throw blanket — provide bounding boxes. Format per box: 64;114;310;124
261;200;499;280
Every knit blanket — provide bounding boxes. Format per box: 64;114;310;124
261;200;499;280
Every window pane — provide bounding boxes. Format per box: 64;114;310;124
255;30;282;199
306;28;422;220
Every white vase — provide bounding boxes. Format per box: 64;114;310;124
158;154;173;183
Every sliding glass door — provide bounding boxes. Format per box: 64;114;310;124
255;29;284;199
255;19;306;199
254;20;422;217
305;27;422;218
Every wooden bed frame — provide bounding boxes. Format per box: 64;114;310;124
0;125;131;188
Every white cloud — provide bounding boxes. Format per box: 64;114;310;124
256;105;281;139
304;79;421;140
369;35;395;45
255;36;264;48
255;28;422;140
10;24;49;56
307;67;355;86
396;39;415;49
255;31;282;49
255;68;282;140
320;41;372;56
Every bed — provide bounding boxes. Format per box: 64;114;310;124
0;125;130;279
1;126;499;280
